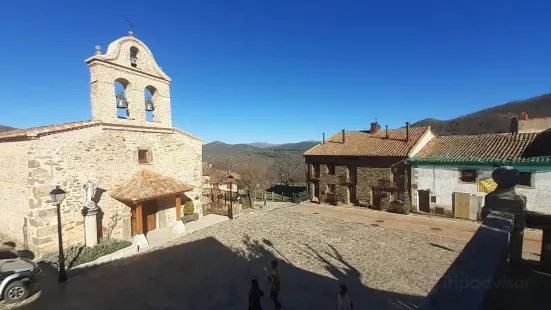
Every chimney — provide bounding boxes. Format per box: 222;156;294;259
405;122;410;141
510;116;519;133
342;129;345;143
370;122;380;134
385;125;389;138
520;112;529;120
322;133;325;144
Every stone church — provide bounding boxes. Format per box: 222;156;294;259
0;31;202;255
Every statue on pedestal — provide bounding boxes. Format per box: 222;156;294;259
83;180;98;214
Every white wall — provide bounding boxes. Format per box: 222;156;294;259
414;165;551;213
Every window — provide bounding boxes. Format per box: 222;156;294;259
519;172;533;187
327;164;336;175
393;191;405;201
137;149;151;164
460;169;477;183
431;196;437;203
313;164;320;177
328;184;336;194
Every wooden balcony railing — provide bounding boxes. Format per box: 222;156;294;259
378;179;405;189
339;175;357;185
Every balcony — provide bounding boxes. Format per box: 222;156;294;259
377;179;404;189
309;172;320;181
339;175;357;185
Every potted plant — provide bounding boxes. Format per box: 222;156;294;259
182;201;199;223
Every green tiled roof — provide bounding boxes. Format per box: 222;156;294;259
408;156;551;166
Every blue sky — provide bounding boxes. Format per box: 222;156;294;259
1;1;550;144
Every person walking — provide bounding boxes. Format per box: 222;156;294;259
337;284;353;310
249;279;264;310
266;260;282;309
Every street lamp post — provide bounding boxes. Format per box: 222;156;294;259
227;175;234;220
49;186;67;283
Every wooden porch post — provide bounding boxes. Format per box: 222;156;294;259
136;203;144;234
175;195;182;221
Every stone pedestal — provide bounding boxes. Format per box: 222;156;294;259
132;234;149;248
172;220;186;234
482;166;527;266
84;204;99;247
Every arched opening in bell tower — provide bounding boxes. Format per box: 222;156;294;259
114;78;130;119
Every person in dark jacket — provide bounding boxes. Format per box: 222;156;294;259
249;279;264;310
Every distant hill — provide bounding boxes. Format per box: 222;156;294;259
203;141;261;156
411;93;551;135
203;140;320;157
248;142;280;148
266;141;319;151
0;125;14;132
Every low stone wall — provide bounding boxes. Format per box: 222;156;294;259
420;211;514;310
69;244;139;272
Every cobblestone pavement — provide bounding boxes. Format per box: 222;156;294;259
12;209;469;310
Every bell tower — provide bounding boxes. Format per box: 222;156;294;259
85;31;172;128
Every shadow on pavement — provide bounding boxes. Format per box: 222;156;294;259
20;236;423;310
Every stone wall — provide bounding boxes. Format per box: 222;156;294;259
0;140;32;247
305;156;408;208
12;124;202;255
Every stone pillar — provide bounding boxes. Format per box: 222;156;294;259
172;195;185;233
541;228;551;271
481;166;527;266
84;203;99;247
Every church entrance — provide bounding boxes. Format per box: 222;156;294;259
131;200;158;237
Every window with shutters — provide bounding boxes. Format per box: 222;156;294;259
136;149;153;164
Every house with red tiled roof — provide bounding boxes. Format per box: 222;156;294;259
0;32;202;254
303;122;435;210
409;117;551;218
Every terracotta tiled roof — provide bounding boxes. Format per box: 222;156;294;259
0;120;100;142
303;127;431;157
410;132;547;165
110;169;194;202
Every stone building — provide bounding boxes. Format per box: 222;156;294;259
0;31;202;255
303;123;434;209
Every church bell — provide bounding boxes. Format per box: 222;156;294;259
145;98;155;111
116;92;128;109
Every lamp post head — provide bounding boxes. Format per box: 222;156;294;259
49;186;66;203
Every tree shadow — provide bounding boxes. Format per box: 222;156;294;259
20;235;423;310
266;185;306;194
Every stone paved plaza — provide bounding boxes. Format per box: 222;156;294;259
15;206;468;310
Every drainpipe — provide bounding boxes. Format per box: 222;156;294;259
342;129;345;144
406;122;410;141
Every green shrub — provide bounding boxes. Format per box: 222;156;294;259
40;238;132;268
184;201;195;215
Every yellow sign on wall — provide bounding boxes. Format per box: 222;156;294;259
477;179;498;193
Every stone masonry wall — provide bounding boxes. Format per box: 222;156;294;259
306;156;407;208
25;125;202;255
0;140;32;247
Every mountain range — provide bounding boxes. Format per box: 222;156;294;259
410;93;551;135
203;140;320;157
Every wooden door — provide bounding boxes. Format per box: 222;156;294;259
418;190;430;213
313;182;320;198
348;186;357;204
454;192;471;219
372;188;382;207
142;201;157;234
